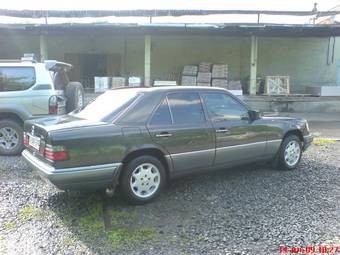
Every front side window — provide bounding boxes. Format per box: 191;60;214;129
0;67;36;91
167;93;205;124
202;93;248;121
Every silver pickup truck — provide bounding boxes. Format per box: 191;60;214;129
0;54;84;155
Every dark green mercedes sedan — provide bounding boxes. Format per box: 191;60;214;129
22;86;313;204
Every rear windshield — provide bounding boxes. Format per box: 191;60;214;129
75;90;140;122
0;67;36;91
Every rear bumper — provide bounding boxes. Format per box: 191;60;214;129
22;149;122;191
303;134;313;151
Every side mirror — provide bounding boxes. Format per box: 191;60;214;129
248;110;261;121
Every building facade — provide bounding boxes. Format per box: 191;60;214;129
1;24;340;94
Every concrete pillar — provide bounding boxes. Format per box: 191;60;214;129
39;35;48;61
249;35;258;95
336;59;340;86
144;35;151;87
121;35;127;77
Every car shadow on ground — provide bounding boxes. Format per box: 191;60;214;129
46;151;340;254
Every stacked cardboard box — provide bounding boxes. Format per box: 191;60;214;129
181;63;229;87
181;65;198;85
154;80;177;86
212;79;228;88
212;64;228;79
198;62;212;73
228;80;242;90
227;80;243;96
181;76;197;86
94;77;111;93
128;77;142;87
182;65;198;76
111;77;126;88
211;64;229;88
197;72;212;86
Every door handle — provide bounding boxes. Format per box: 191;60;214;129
216;128;229;133
155;132;172;138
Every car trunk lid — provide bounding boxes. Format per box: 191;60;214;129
24;115;106;164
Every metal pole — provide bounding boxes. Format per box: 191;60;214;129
39;34;48;61
122;35;127;77
249;35;258;95
144;35;151;87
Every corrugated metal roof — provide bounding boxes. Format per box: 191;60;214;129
0;8;336;25
0;22;339;37
1;9;340;18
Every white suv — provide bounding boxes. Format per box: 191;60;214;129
0;54;84;155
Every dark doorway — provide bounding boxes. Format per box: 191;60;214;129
64;53;121;92
80;54;107;89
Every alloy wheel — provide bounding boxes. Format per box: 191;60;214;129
284;140;301;167
130;163;161;198
0;127;19;150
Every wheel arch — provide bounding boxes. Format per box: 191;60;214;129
0;104;31;125
276;129;304;170
0;112;24;126
283;129;304;143
121;147;171;181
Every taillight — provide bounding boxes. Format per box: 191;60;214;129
23;132;29;147
44;144;69;161
49;95;58;114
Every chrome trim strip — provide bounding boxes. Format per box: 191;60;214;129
22;149;122;175
303;134;313;139
167;139;283;157
170;148;215;157
216;140;267;150
169;148;215;157
267;139;282;143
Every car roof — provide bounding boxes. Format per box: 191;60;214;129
0;62;38;67
0;60;72;71
111;86;229;94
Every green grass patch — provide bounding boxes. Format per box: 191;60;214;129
63;237;76;247
3;221;16;230
107;228;157;246
109;209;135;226
18;206;44;220
78;199;104;233
313;138;337;145
60;194;157;249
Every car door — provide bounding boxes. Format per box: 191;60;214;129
147;92;215;172
201;92;267;166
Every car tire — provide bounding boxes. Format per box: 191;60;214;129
277;135;302;170
120;155;166;205
65;82;85;113
0;119;24;155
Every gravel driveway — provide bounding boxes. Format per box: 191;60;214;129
0;142;339;255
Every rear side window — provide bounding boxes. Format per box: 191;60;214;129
167;93;205;124
0;67;36;91
150;99;172;126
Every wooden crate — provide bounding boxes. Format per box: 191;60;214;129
265;76;290;95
